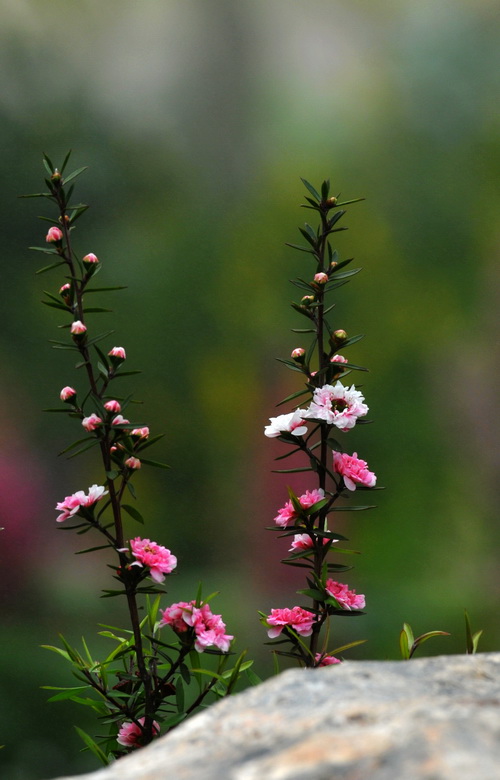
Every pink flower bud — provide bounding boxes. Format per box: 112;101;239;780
70;320;87;336
112;414;130;426
332;329;347;342
125;456;141;469
104;400;121;413
330;354;348;364
301;295;315;306
108;346;126;361
59;283;71;296
60;386;76;402
313;272;328;285
291;347;306;362
82;414;102;432
46;226;63;243
131;426;149;439
83;253;99;264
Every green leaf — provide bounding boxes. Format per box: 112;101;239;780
58;437;94;456
330;505;376;512
60;149;72;174
41;300;70;312
35;260;67;275
29;246;59;254
85;286;128;294
122;504;144;524
76;544;113;555
83;307;113;314
340;333;365;349
139;457;171;470
285;242;315;255
67;440;100;459
63;166;88;185
74;727;109;766
410;630;450;658
300;178;321;201
272;466;314;474
335;197;365;207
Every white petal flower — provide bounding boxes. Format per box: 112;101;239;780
264;410;308;438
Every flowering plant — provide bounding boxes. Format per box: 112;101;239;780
24;154;255;764
260;179;379;668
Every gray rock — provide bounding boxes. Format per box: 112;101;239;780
54;653;500;780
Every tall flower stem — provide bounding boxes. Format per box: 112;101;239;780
50;176;155;743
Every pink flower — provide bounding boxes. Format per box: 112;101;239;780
266;606;316;638
112;414;130;426
264;410;308;438
160;600;233;652
109;346;126;360
125;456;141;469
315;653;341;666
131;426;149;439
288;533;331;552
104;400;121;413
59;283;71;296
330;354;348;364
333;451;376;491
82;413;102;432
314;272;328;285
325;579;365;610
303;381;368;430
117;717;160;748
83;484;108;506
83;253;99;264
160;601;194;633
274;488;324;528
60;386;76;402
130;537;177;583
55;484;107;522
46;226;63;242
70;320;87;335
291;347;306;360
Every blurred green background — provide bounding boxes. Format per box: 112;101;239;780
1;0;499;776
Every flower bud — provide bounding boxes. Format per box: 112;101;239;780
301;295;315;307
83;253;99;265
46;226;63;243
330;261;338;270
313;272;328;285
112;414;130;427
131;426;149;439
333;329;347;342
325;196;337;207
108;346;126;362
70;320;87;338
50;169;62;183
59;282;71;296
330;354;348;364
82;414;102;432
125;456;141;470
291;347;306;362
60;386;77;402
104;400;121;413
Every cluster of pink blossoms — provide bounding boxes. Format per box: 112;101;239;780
55;484;108;523
264;380;368;439
266;606;316;638
325;579;365;610
116;717;160;748
160;601;233;652
129;537;177;583
274;488;325;528
333;451;376;491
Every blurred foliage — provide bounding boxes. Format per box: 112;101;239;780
0;0;499;777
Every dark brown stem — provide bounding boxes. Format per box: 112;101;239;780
54;183;156;743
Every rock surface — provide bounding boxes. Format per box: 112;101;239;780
55;653;500;780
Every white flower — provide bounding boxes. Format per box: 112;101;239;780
302;382;368;430
264;410;308;438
